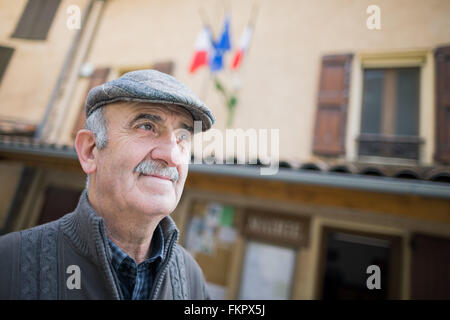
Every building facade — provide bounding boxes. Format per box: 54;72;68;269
0;0;449;299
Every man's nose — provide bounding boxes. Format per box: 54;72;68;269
150;131;183;167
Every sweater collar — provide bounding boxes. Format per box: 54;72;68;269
61;189;179;266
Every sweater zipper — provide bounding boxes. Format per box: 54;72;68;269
97;221;123;300
149;233;177;299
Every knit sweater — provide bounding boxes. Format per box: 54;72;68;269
0;190;210;300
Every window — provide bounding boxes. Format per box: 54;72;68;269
12;0;61;40
0;46;14;85
358;67;422;160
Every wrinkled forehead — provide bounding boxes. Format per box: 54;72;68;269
107;101;194;124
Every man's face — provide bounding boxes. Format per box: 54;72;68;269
93;102;194;218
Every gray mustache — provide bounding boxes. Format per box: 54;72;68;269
134;160;179;182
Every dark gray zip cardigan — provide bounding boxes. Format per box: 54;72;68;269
0;190;210;300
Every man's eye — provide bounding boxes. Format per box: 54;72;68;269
138;123;154;131
177;130;191;142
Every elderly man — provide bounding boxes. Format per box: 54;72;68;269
0;70;214;299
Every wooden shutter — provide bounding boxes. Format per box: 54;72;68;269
434;46;450;163
72;67;110;138
0;46;14;85
313;54;353;156
152;61;174;75
410;233;450;299
12;0;61;40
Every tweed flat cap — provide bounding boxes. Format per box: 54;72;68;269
85;69;215;131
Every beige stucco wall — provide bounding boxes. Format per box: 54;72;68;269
60;0;450;162
2;0;449;163
0;0;89;123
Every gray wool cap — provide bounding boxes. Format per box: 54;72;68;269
85;69;215;131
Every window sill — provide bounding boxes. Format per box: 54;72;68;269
357;134;424;161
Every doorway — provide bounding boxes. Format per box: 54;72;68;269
318;227;402;299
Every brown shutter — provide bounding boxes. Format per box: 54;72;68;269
152;61;174;75
0;46;14;84
434;46;450;164
313;54;353;156
12;0;61;40
410;233;450;299
72;67;110;138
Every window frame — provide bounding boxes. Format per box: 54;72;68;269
346;50;433;165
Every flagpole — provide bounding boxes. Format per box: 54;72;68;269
241;0;260;69
231;1;260;95
249;0;260;27
198;8;213;37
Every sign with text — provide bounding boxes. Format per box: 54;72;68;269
240;209;311;247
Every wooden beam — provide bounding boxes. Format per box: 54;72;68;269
186;172;450;224
0;151;81;171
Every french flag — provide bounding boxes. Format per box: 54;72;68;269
189;26;212;74
209;16;231;72
231;25;253;70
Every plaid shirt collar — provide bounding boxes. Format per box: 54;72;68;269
107;224;165;299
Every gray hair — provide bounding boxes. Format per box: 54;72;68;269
85;107;108;149
85;107;108;189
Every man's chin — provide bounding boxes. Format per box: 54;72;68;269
132;193;177;217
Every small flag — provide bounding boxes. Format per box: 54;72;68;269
209;16;231;72
231;25;253;70
189;26;212;74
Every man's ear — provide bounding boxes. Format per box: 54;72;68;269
75;129;98;175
